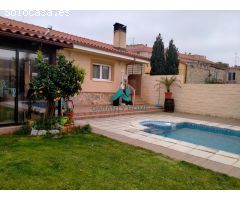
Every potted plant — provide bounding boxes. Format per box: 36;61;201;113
155;76;181;112
160;76;177;99
66;107;74;118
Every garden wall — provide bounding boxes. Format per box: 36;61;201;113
141;74;240;119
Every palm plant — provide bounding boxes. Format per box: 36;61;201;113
160;76;177;92
154;76;181;104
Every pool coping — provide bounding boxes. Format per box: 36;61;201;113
131;118;240;166
76;115;240;179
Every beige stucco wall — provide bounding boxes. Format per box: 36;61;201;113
141;74;240;119
141;74;184;105
61;49;127;93
178;62;187;83
59;48;131;105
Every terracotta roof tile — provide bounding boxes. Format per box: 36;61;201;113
127;44;153;53
0;17;149;61
178;53;214;64
127;44;215;64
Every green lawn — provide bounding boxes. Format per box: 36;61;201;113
0;131;240;189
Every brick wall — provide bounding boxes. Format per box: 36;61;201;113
141;74;240;119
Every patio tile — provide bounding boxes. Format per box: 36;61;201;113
127;134;147;140
136;131;151;136
168;144;193;153
194;145;218;153
152;140;175;148
216;151;240;159
125;128;139;133
148;134;165;140
227;168;240;178
229;126;240;131
187;149;213;159
113;130;130;136
140;137;159;144
208;154;238;165
182;154;206;165
233;160;240;168
201;160;223;171
179;141;198;148
162;137;181;144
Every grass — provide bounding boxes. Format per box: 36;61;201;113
0;131;240;189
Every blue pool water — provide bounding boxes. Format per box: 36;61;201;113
140;121;240;154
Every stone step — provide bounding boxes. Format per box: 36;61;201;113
133;96;146;104
74;104;156;115
74;105;163;120
74;110;162;120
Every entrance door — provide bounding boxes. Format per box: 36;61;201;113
128;74;141;95
0;48;16;124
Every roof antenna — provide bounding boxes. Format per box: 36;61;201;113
44;25;53;36
234;52;238;67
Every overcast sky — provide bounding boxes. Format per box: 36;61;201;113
1;10;240;66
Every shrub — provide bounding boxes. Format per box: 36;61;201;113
14;123;31;135
71;124;92;134
80;124;92;134
205;77;224;84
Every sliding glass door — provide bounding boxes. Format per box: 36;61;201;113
18;51;41;123
0;47;50;125
0;48;16;124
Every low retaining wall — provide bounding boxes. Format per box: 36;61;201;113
73;92;114;106
141;74;240;119
0;125;21;135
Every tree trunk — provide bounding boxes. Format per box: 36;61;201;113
47;100;55;118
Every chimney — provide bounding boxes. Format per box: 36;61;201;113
113;23;127;49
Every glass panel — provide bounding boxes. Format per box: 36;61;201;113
0;48;16;124
93;64;100;79
228;72;232;81
102;65;110;80
18;51;48;122
233;72;236;81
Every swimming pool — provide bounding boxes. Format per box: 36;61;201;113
140;121;240;154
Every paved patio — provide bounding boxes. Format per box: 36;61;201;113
76;112;240;179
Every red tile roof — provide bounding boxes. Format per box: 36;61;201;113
0;17;149;61
127;44;152;53
178;53;214;64
126;44;214;64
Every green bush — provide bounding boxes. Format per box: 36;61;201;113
205;77;224;84
14;124;31;135
71;124;92;134
81;124;92;134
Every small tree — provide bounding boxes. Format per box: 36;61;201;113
55;54;85;101
165;39;179;75
30;51;85;118
150;33;165;75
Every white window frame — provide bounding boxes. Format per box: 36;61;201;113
92;63;112;82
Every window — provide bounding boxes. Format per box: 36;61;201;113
233;72;236;80
93;64;111;81
228;72;236;81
